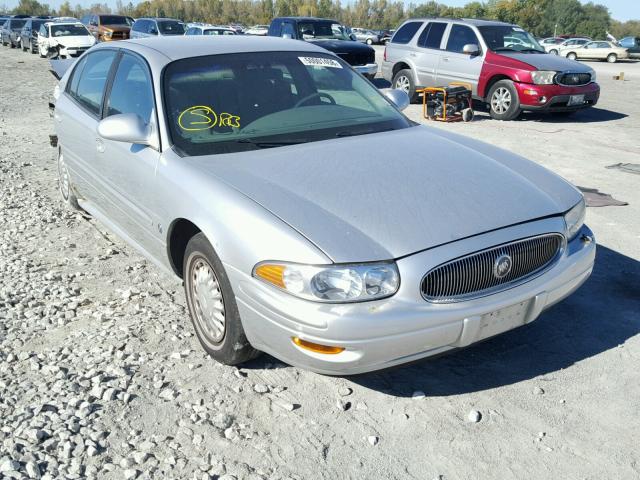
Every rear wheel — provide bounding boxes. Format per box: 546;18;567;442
184;233;260;366
21;41;27;52
366;38;373;45
607;53;617;63
487;80;521;121
549;49;558;55
567;52;577;60
392;68;418;103
57;149;81;210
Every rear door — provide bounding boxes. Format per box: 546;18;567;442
56;49;118;204
435;23;483;94
413;21;447;87
96;51;163;254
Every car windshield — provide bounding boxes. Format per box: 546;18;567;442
52;24;89;36
478;25;545;53
297;21;350;41
158;20;184;35
100;15;129;25
163;51;412;156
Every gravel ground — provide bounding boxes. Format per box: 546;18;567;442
1;46;639;480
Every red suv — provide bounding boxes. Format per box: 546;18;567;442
382;18;600;120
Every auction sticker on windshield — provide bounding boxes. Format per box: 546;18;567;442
299;56;343;68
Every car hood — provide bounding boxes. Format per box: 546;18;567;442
55;36;94;47
189;126;580;263
307;38;373;54
499;52;593;72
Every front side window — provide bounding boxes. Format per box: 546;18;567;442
163;51;412;156
70;50;117;115
39;24;47;37
51;24;90;37
282;22;294;37
478;25;544;53
446;25;479;53
391;21;422;44
106;53;154;122
158;20;184;35
296;21;349;40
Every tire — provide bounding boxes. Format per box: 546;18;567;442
366;38;373;45
462;108;474;122
9;40;15;48
392;68;418;103
22;41;27;52
549;49;558;55
487;79;521;121
31;42;37;54
57;149;81;210
567;52;577;60
183;232;260;366
607;53;617;63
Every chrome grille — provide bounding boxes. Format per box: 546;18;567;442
556;72;591;86
421;234;564;303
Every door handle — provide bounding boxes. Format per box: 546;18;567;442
409;52;417;57
442;57;449;62
95;138;105;153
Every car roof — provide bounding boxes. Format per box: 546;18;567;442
96;36;330;62
137;17;181;21
275;17;339;22
404;17;516;27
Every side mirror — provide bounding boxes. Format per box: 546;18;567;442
383;88;410;111
282;33;292;39
97;113;157;149
350;33;357;41
149;28;158;35
462;43;480;56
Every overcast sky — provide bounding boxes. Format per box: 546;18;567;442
3;0;639;22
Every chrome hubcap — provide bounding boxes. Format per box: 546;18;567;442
395;75;410;93
58;153;70;200
191;258;226;342
491;87;512;114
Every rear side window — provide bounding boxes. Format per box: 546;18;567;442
418;22;447;49
132;20;145;32
69;50;117;115
391;22;422;44
446;25;479;53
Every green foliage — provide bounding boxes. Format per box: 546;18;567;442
4;0;638;39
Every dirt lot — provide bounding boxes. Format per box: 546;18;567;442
1;45;639;480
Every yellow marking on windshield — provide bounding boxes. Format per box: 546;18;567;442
178;105;241;131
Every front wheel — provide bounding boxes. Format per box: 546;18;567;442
366;38;373;45
607;53;617;63
184;233;260;366
567;52;577;60
392;68;418;103
487;80;521;121
549;49;558;55
58;149;81;210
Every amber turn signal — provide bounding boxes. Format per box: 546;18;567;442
292;337;345;355
254;264;286;288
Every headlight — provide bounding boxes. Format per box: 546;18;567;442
564;198;586;241
588;69;596;82
253;261;400;303
104;31;112;38
531;70;557;85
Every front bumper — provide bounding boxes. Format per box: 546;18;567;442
516;81;600;111
353;63;378;78
230;218;596;375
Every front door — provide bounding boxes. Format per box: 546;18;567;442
96;51;164;256
435;23;484;95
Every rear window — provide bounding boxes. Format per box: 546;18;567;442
391;21;422;44
158;20;184;35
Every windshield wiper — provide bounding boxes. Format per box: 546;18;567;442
493;47;518;52
235;138;306;149
335;127;394;138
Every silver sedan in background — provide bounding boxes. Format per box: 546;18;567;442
52;36;595;374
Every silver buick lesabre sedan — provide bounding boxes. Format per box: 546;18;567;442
52;36;595;375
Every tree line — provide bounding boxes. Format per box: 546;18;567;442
3;0;640;40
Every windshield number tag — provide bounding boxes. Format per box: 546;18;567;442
298;56;342;69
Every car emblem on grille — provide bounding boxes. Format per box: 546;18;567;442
493;254;513;279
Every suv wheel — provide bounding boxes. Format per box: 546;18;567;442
607;53;617;63
392;69;418;103
487;80;521;121
184;233;260;366
566;52;577;60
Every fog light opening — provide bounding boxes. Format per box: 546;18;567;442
539;96;547;103
292;337;345;355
